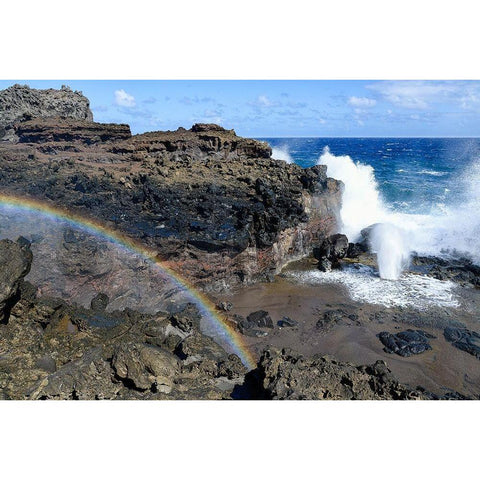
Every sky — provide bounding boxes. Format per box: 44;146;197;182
2;80;480;137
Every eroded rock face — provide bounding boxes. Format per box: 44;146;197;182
0;238;32;323
0;84;93;141
256;348;431;400
15;117;131;144
0;115;341;292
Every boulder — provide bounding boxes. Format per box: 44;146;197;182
112;342;179;393
377;329;436;357
246;310;274;329
314;233;349;270
0;238;32;323
90;292;109;312
444;326;480;359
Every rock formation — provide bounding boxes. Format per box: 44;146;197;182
0;84;93;141
0;84;342;294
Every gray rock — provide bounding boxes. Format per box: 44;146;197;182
377;329;436;357
112;342;179;393
0;238;32;323
0;84;93;141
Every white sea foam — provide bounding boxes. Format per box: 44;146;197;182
317;146;480;278
272;146;293;164
417;169;447;177
289;266;460;309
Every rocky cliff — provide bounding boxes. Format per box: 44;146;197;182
0;84;93;141
0;87;342;292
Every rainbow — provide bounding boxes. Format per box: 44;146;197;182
0;193;256;370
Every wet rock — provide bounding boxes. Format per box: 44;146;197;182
0;238;32;323
246;310;274;329
90;292;109;312
278;316;299;328
377;329;436;357
112;342;179;393
444;326;480;359
256;348;430;400
314;233;349;270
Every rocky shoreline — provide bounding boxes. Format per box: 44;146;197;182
1;84;479;400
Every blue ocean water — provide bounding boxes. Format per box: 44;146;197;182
260;137;480;215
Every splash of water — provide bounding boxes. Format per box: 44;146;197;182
271;146;293;164
317;146;480;279
369;223;410;280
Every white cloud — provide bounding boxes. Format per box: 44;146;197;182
114;89;136;107
366;81;480;110
319;118;326;124
258;95;274;107
348;96;377;108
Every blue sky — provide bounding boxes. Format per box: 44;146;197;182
2;80;480;137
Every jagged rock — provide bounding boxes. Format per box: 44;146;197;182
0;84;93;141
314;233;349;270
29;347;118;400
246;310;274;328
444;326;480;359
90;292;110;312
112;342;179;393
0;238;32;323
377;329;436;357
257;348;430;400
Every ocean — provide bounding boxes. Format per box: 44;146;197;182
260;137;480;307
261;137;480;263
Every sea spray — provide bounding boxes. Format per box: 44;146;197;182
272;146;293;164
369;223;410;280
317;147;387;241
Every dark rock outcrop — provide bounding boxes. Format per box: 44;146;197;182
444;326;480;359
15;117;131;145
0;84;93;141
255;348;431;400
314;233;349;271
378;329;436;357
0;238;32;323
0;104;341;291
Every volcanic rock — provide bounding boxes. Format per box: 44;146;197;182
256;348;430;400
0;103;342;291
0;84;93;142
15;117;131;145
444;326;480;359
246;310;274;328
377;329;436;357
314;233;349;271
0;238;33;323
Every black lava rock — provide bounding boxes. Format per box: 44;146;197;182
377;329;436;357
444;326;480;359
